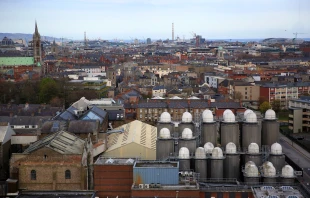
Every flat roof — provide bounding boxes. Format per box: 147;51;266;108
134;161;178;168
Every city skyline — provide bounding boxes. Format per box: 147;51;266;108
0;0;310;40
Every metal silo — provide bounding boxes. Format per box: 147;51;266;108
244;143;262;166
262;161;277;184
221;110;240;147
201;110;217;147
177;112;195;137
178;128;197;155
178;147;191;171
156;128;175;160
262;109;279;147
157;112;175;137
268;143;285;174
204;142;214;178
195;147;207;180
281;165;296;184
242;112;261;149
224;142;240;180
210;147;225;179
243;161;260;185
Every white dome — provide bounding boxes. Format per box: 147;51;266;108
195;147;206;159
182;112;193;123
265;109;276;120
204;142;214;154
179;147;190;159
263;161;276;177
245;164;259;177
160;112;171;123
182;128;193;139
244;109;254;119
248;143;259;154
159;128;171;139
212;147;223;158
282;165;294;177
224;112;236;122
245;161;256;169
226;142;237;154
246;112;257;123
271;142;282;154
202;110;214;123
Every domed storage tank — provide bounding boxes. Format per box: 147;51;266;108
178;128;197;155
268;143;285;174
156;128;175;160
244;161;260;184
157;112;175;137
220;111;240;147
281;165;296;184
178;147;190;171
245;143;262;166
262;109;279;147
178;112;195;137
201;110;217;146
262;161;277;184
210;147;225;179
195;147;207;180
224;142;240;180
204;142;214;155
243;109;254;120
242;112;261;150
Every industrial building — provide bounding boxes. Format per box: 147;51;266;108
289;96;310;133
102;120;157;160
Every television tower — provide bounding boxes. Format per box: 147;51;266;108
172;23;174;41
84;31;87;47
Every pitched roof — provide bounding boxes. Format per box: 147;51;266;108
23;130;85;154
0;124;15;143
68;120;99;134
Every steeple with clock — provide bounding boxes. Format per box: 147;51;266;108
33;21;42;63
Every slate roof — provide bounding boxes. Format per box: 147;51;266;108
0;116;50;125
23;130;85;154
40;120;67;133
67;120;99;134
153;85;165;90
138;102;167;108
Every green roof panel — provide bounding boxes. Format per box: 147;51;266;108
0;57;35;66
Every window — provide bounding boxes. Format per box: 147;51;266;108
31;170;36;180
65;170;71;179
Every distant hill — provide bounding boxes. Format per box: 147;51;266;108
0;33;62;42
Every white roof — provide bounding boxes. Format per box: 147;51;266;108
152;96;165;99
0;124;15;144
170;96;182;99
188;96;199;99
106;120;157;153
71;97;91;111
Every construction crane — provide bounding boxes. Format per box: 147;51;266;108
293;32;307;39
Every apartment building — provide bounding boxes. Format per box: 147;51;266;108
288;96;310;133
260;82;310;109
229;81;260;101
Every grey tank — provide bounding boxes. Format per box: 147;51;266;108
224;154;240;180
244;177;260;185
268;154;286;174
178;138;197;155
156;139;174;160
179;159;191;171
262;120;279;147
195;159;207;180
157;122;175;137
242;123;261;149
201;122;217;146
244;154;262;167
220;122;240;147
210;159;224;179
178;122;195;137
263;177;277;184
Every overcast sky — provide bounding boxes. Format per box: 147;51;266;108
0;0;309;40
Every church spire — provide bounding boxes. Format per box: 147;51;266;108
35;21;39;35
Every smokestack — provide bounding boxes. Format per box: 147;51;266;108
172;23;174;41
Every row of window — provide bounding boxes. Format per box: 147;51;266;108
30;170;71;180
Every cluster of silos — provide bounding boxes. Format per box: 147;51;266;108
155;108;295;184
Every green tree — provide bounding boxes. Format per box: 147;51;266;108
39;78;60;103
259;101;271;114
271;99;281;113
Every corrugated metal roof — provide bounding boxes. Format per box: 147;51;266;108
23;130;85;154
106;120;157;152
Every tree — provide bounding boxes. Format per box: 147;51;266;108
271;99;281;113
234;91;243;101
39;78;60;103
259;101;271;114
